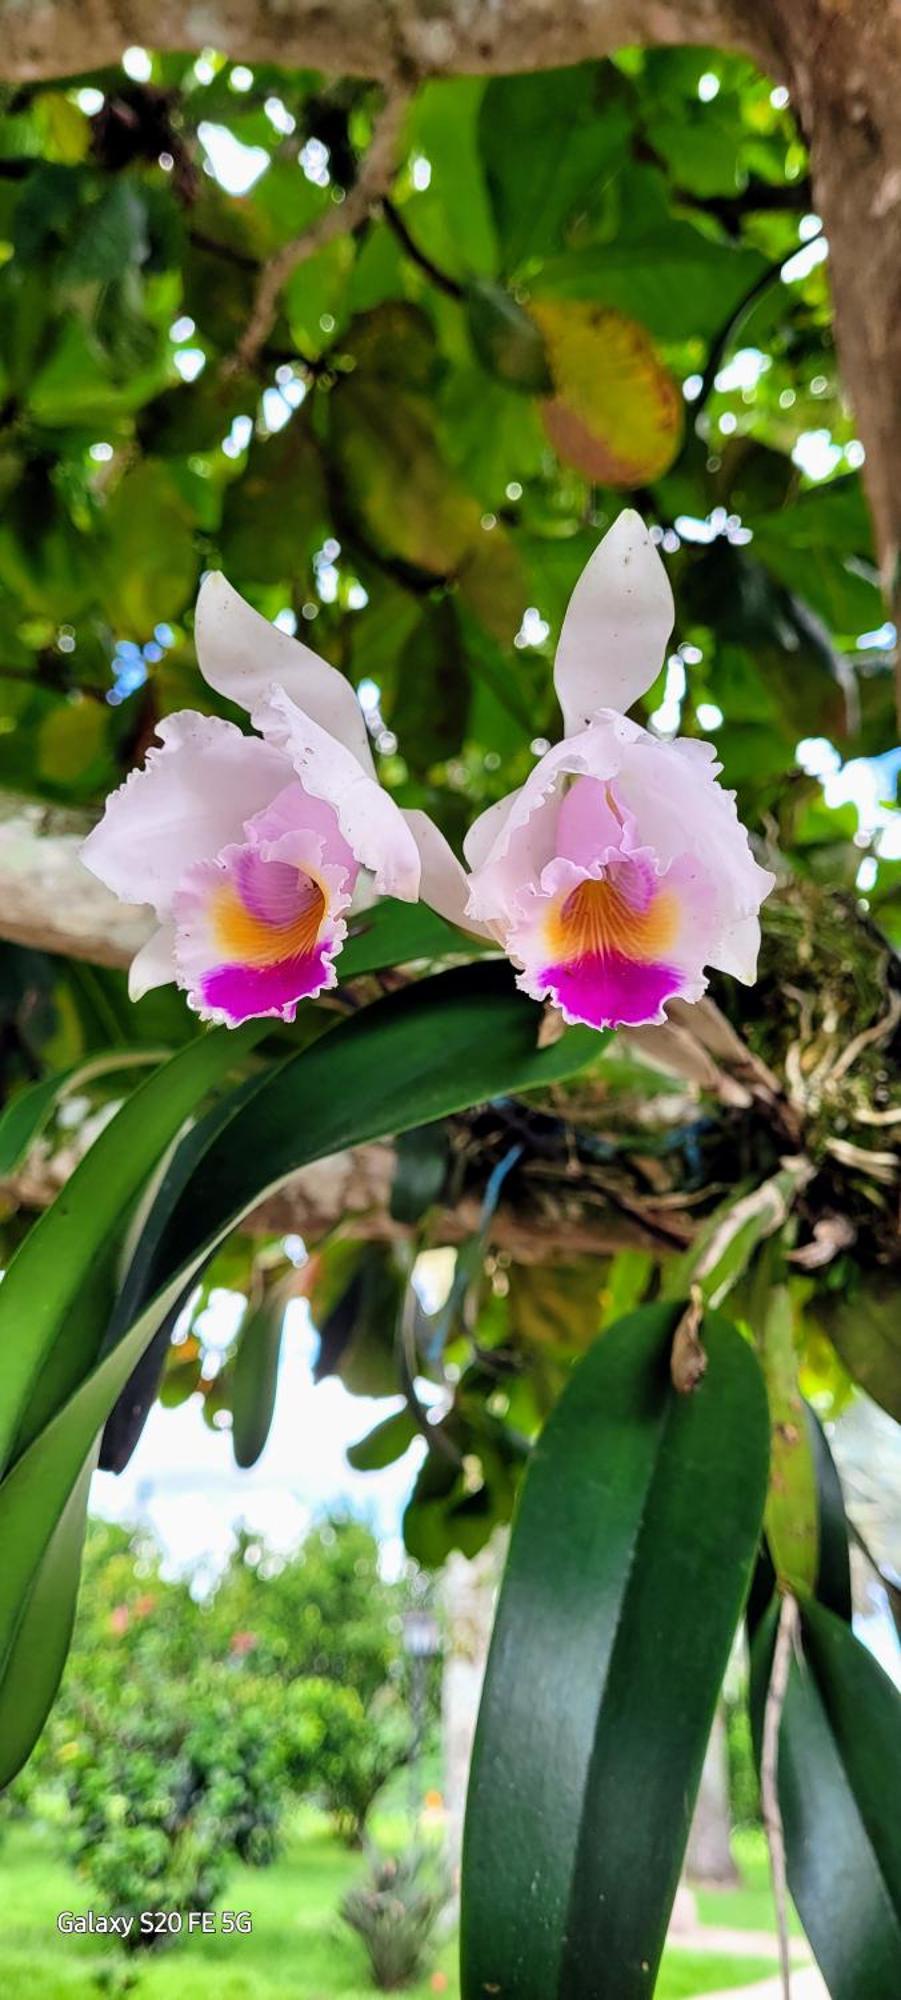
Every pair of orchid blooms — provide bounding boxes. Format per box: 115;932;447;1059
83;511;774;1035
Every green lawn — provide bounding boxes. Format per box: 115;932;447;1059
695;1828;803;1939
0;1815;777;2000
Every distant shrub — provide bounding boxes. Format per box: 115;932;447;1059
282;1676;412;1845
340;1845;449;1989
59;1666;284;1945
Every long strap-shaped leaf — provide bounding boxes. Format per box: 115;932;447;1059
0;1455;95;1788
0;963;596;1781
0;1021;264;1474
461;1304;769;2000
0;910;480;1471
751;1597;901;1997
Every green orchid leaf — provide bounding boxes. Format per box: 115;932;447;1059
462;1303;769;2000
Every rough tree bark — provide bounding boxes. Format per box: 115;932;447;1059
1;1;898;714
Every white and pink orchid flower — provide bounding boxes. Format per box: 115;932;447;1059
407;510;775;1031
81;577;420;1026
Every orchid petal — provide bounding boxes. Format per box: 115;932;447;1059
465;711;774;1033
251;685;420;900
403;810;491;938
462;790;523;871
554;510;674;732
173;807;354;1027
466;716;636;925
80;712;291;921
195;572;376;775
708;912;763;984
128;924;177;1001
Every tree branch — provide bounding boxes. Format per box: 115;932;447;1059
225;85;412;376
761;1591;800;2000
0;4;779;86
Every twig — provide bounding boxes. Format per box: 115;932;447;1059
382;198;465;300
692;224;825;422
761;1592;800;2000
225;86;412;376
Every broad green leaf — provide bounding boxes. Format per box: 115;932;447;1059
140;369;258;457
750;1600;901;1998
479;67;630;271
329;305;483;575
532;300;683;486
37;696;111;787
758;1283;818;1596
462;1303;769;1999
465;282;552;394
390;598;470;770
406;79;497;279
231;1281;288;1469
535;224;768;341
309;1242;399;1396
0;1022;263;1473
60;181;148;287
347;1406;418;1472
219;415;327;584
99;459;197;637
390;1123;450;1225
747;477;882;637
7;908;460;1472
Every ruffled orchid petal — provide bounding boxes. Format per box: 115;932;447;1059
467;718;773;1032
172;782;357;1026
465;716;637;927
403;810;492;938
80;713;291;922
610;734;775;944
462;790;523;871
708;911;762;985
128;924;177;1001
554;510;674;733
251;685;420;901
195;572;376;775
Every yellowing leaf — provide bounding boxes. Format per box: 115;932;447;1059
532;302;683;487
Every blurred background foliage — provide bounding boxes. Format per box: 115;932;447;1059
0;44;897;1570
0;46;894;815
5;1513;429;1928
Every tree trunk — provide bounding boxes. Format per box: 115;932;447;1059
685;1703;739;1885
440;1538;504;1876
759;1;901;718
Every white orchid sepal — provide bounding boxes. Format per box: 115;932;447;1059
81;576;420;1026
